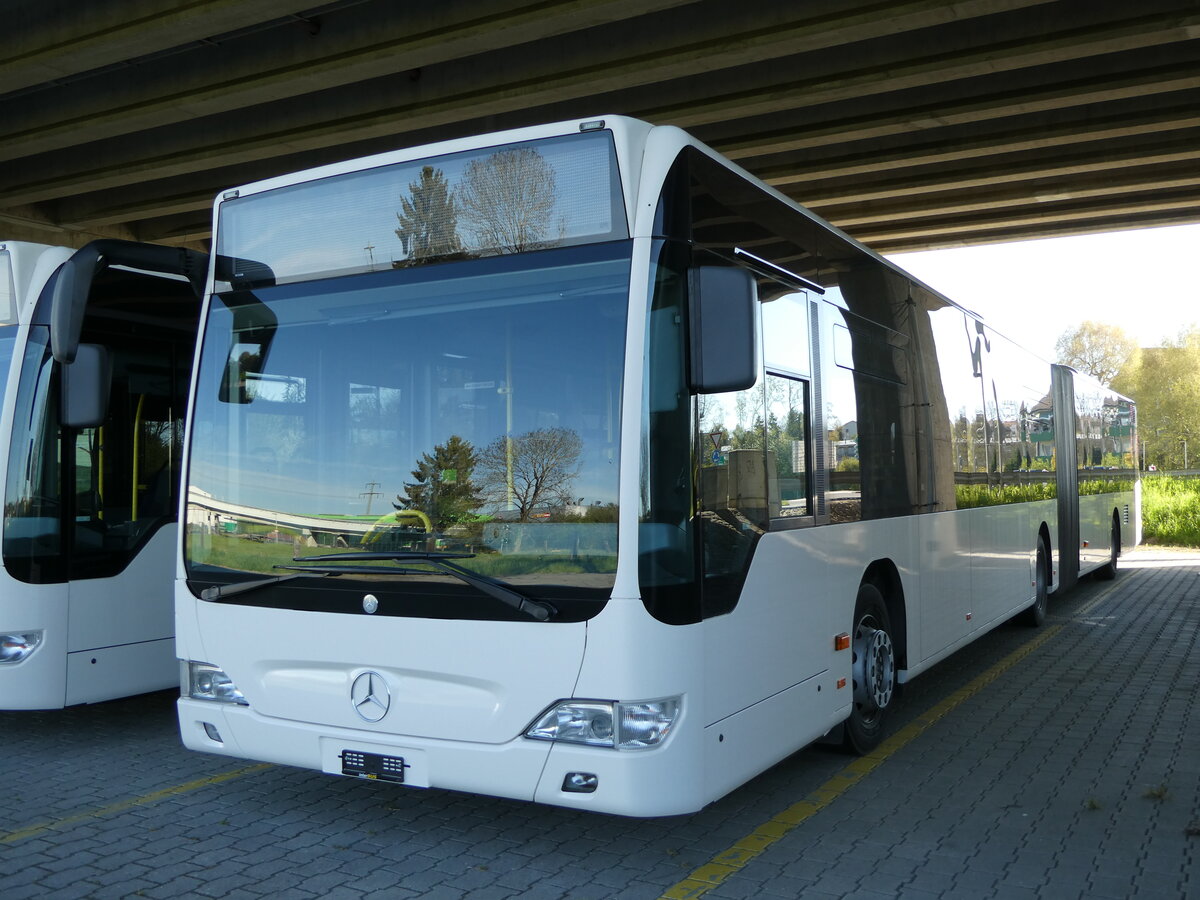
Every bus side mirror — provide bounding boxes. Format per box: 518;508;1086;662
61;343;112;428
688;266;758;394
50;239;208;364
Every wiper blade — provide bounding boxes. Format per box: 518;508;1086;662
200;571;330;601
302;551;474;562
276;564;432;576
287;551;557;622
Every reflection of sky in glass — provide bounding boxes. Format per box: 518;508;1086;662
218;131;624;285
929;305;982;417
762;293;810;375
0;328;20;410
928;305;1055;420
0;252;15;323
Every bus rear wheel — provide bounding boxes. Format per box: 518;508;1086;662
1021;536;1050;627
1097;515;1120;580
843;583;895;755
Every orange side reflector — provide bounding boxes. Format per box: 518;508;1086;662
834;632;850;651
836;677;847;689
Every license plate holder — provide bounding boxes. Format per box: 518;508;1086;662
340;749;407;784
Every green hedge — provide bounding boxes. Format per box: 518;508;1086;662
954;482;1056;509
1142;475;1200;547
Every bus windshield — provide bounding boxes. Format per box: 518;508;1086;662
185;241;630;619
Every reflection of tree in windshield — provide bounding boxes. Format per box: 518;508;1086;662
393;151;564;262
394;165;464;265
457;148;563;254
395;435;483;531
478;427;581;521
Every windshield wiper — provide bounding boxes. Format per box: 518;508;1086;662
282;551;557;622
199;571;331;602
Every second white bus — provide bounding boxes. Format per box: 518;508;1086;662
1;239;206;709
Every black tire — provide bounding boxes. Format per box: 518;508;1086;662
843;582;896;755
1021;536;1050;627
1097;515;1120;580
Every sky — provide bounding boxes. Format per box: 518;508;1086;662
887;223;1200;364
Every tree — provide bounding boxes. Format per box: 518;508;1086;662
456;147;563;254
1054;321;1137;385
477;427;582;521
1113;327;1200;470
395;166;463;264
395;435;483;530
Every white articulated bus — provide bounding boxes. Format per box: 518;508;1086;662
175;117;1138;816
0;240;206;709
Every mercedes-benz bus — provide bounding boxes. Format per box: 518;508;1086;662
1;239;205;709
175;117;1137;815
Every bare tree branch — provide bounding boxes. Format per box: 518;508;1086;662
457;148;563;255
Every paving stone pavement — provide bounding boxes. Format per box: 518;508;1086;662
1;546;1196;899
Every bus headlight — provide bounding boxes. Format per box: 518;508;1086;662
0;631;42;664
188;662;248;705
525;696;680;750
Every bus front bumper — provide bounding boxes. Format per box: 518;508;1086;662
177;697;705;817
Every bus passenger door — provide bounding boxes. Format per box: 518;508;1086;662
63;323;192;703
699;367;830;724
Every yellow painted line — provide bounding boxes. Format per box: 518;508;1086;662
665;613;1084;897
0;763;272;846
662;576;1130;899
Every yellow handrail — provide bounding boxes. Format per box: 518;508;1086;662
360;509;432;545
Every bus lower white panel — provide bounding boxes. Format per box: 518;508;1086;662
917;503;1051;668
193;604;585;746
917;510;973;663
1078;493;1119;575
703;532;837;729
702;672;844;811
0;586;68;710
0;635;68;710
967;503;1042;627
178;699;553;804
67;526;177;651
534;730;707;817
1131;482;1143;548
65;637;176;705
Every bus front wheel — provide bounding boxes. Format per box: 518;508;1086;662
843;582;895;754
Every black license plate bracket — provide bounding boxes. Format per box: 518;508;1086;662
341;749;407;784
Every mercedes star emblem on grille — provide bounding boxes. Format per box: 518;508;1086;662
350;671;390;722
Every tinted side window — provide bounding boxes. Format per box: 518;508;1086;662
1075;378;1137;493
824;297;917;521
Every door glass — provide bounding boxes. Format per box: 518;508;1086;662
766;373;810;519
